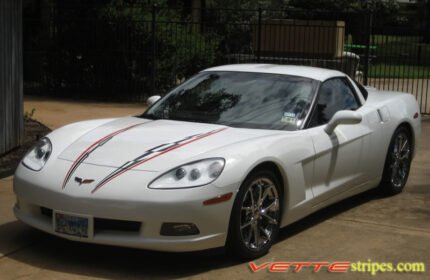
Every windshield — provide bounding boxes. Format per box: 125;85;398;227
142;71;318;130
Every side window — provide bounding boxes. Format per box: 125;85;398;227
308;78;360;128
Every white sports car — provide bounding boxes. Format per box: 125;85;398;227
14;64;421;259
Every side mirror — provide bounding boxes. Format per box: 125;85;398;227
324;110;362;134
147;95;161;107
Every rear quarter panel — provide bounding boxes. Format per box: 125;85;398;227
366;90;421;158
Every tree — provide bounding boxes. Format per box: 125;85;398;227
288;0;354;12
427;0;430;43
207;0;288;9
288;0;399;13
38;0;219;99
417;0;430;43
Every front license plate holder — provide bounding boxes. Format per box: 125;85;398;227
53;211;93;238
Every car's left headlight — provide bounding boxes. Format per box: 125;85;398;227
148;158;225;189
22;137;52;171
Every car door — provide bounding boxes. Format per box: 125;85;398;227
306;77;369;204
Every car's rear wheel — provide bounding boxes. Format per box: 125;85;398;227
227;169;282;260
379;126;413;195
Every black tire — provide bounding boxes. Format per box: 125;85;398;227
379;126;413;195
227;169;282;260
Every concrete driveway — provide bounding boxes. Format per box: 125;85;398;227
23;96;147;129
0;98;429;279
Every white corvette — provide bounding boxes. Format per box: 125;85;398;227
14;64;421;259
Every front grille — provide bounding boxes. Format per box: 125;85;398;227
94;218;141;233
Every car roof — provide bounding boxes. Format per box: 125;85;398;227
202;64;346;82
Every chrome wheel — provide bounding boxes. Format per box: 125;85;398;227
240;178;280;251
390;132;411;188
380;126;413;195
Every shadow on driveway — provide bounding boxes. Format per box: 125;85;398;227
0;188;383;279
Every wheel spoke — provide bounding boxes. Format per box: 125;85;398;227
400;139;408;153
397;135;402;149
391;164;399;183
252;224;260;247
259;187;272;206
241;220;252;230
262;199;279;213
242;188;255;209
245;226;253;244
257;183;263;206
249;188;255;207
398;167;406;180
263;213;278;225
259;226;271;240
399;151;410;161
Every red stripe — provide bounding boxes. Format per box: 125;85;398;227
91;127;227;193
62;122;143;188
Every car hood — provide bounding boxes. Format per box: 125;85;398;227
57;117;281;172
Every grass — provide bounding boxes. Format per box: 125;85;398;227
347;34;430;61
368;64;430;78
347;34;430;78
371;35;430;65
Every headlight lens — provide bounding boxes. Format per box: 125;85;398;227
148;158;225;189
22;137;52;171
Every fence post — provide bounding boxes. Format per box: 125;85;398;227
257;8;262;63
363;11;373;86
151;4;157;97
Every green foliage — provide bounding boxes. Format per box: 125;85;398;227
46;2;219;100
208;0;287;9
288;0;354;12
288;0;399;13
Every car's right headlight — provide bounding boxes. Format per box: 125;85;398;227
148;158;225;189
22;137;52;171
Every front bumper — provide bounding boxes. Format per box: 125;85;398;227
13;167;237;252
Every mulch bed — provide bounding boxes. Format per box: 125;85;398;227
0;118;51;178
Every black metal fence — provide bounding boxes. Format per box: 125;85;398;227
24;4;430;114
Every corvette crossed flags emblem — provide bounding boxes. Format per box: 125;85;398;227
74;177;95;186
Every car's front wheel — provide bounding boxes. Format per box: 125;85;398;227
227;169;282;260
380;126;413;195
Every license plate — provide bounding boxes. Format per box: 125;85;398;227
54;211;92;238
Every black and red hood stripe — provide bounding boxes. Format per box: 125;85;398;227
61;124;227;193
62;122;147;189
90;127;227;193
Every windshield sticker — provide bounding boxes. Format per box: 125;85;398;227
281;112;296;125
